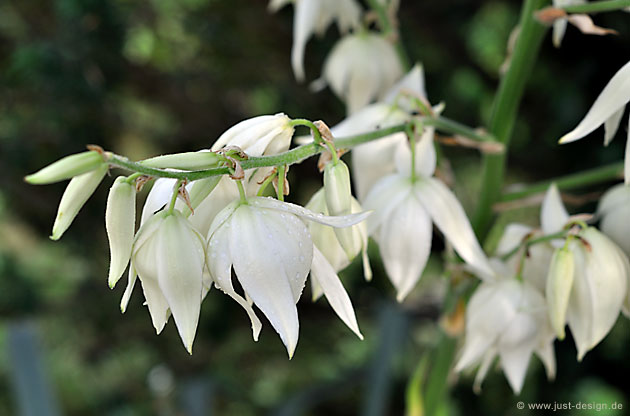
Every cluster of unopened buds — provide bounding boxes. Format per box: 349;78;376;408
25;0;630;397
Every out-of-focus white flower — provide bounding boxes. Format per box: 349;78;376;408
455;267;556;394
128;210;206;354
563;226;628;360
206;196;368;357
319;33;404;114
495;184;569;292
363;132;493;301
559;60;630;183
551;0;586;48
269;0;361;82
50;164;109;241
597;183;630;254
106;176;136;288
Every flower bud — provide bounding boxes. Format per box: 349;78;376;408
324;160;359;259
545;247;574;339
25;151;106;184
50;163;109;240
106;176;137;289
140;150;221;170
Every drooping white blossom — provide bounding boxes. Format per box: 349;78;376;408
129;210;206;354
318;33;404;114
268;0;362;82
455;265;556;394
559;60;630;183
363;131;493;301
106;176;137;288
206;196;368;357
597;183;630;255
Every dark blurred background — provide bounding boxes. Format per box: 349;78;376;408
1;0;630;414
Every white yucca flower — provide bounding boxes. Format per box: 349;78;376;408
206;196;368;357
127;210;207;354
269;0;361;82
559;60;630;183
319;33;404;114
455;265;556;394
495;184;569;292
363;131;493;301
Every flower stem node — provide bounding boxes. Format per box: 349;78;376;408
25;150;108;185
106;176;137;289
50;164;109;240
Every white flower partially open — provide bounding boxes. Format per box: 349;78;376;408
128;210;206;354
319;33;404;114
206;196;368;357
559;60;630;183
269;0;361;81
455;271;556;394
364;132;493;301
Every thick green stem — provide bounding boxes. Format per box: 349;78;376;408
500;161;624;202
562;0;630;13
472;0;549;239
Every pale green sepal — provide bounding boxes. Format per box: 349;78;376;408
545;247;574;339
50;164;108;240
106;176;137;289
26;151;106;184
324;160;359;259
181;176;221;217
140;151;221;170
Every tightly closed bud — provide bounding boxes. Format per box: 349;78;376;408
545;247;574;339
51;164;109;240
106;176;137;289
324;160;358;259
25;151;107;184
140;151;221;170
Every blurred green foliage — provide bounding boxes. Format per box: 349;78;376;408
1;0;630;414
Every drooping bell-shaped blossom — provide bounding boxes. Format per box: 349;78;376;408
206;196;368;357
455;263;556;394
318;33;404;114
495;184;569;292
363;131;493;301
559;60;630;183
126;210;207;354
268;0;361;82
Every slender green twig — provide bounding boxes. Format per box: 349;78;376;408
562;0;630;13
472;0;549;239
500;161;624;202
500;229;568;261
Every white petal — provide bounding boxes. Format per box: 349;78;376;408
473;349;497;393
604;106;625;145
310;246;363;339
597;183;630;216
535;341;557;381
495;223;533;256
141;178;177;225
559;60;630;144
600;202;630;254
414;177;494;278
363;174;412;235
383;63;427;108
291;0;320;81
455;334;495;373
106;177;136;288
499;344;533;394
552;18;568;48
189;177;240;238
230;205;302;357
377;195;432;302
120;264;137;313
207;223;263;341
211;114;291;154
625;116;630;185
541;183;569;234
155;213;205;354
248;196;370;228
395;127;436;178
